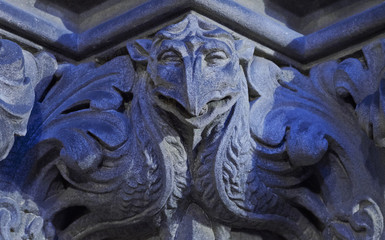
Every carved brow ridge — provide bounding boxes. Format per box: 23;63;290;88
155;28;235;42
153;31;236;56
156;39;233;57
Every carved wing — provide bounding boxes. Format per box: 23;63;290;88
9;56;165;239
247;39;385;239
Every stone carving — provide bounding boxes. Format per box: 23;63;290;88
0;39;56;160
355;41;385;147
248;39;385;239
0;39;56;239
3;13;385;240
0;183;50;240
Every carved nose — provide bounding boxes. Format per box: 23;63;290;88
183;81;209;117
183;57;208;117
185;99;208;117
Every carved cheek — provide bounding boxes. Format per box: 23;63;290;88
155;63;184;86
202;60;240;90
222;60;240;87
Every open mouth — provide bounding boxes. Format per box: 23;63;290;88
155;92;234;127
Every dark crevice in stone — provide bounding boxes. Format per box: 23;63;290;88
342;93;357;110
368;123;374;139
157;93;194;118
300;171;322;194
339;49;368;70
296;205;325;232
39;74;62;103
61;101;90;114
46;171;71;199
86;130;124;151
52;205;90;231
94;47;129;65
114;86;133;113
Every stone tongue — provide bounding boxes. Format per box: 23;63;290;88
175;203;215;240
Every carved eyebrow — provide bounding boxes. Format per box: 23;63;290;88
157;49;182;62
200;40;232;55
155;40;186;56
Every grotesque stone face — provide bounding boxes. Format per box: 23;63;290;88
128;14;248;129
6;9;385;240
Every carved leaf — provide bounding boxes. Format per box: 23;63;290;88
247;40;385;239
0;39;56;160
6;56;166;239
337;40;385;147
24;56;132;184
0;186;47;240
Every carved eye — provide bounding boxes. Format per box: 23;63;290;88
159;50;182;64
205;50;228;65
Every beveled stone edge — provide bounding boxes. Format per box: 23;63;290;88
0;0;384;70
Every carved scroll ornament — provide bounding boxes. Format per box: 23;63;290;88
0;39;56;239
0;39;56;161
1;13;385;240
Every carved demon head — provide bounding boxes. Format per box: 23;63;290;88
128;14;253;128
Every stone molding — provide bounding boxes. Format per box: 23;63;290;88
0;2;385;240
0;0;385;69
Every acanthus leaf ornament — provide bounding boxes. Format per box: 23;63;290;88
0;184;49;240
3;13;385;240
0;39;57;161
249;39;385;239
0;39;57;239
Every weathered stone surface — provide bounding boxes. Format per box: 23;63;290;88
0;184;48;240
0;2;384;240
0;39;56;161
0;13;382;239
0;0;384;69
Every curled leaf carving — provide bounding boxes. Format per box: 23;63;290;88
11;14;385;240
0;39;56;160
248;39;385;239
0;185;48;240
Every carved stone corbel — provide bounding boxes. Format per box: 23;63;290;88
1;13;385;240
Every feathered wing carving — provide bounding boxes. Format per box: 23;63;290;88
190;68;321;240
11;12;385;240
247;39;385;239
16;56;172;239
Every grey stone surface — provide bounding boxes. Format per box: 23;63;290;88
0;13;382;240
0;1;384;240
0;183;47;240
0;39;56;161
0;0;384;70
0;39;56;240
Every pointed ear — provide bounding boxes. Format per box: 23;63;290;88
235;39;255;64
126;39;152;63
